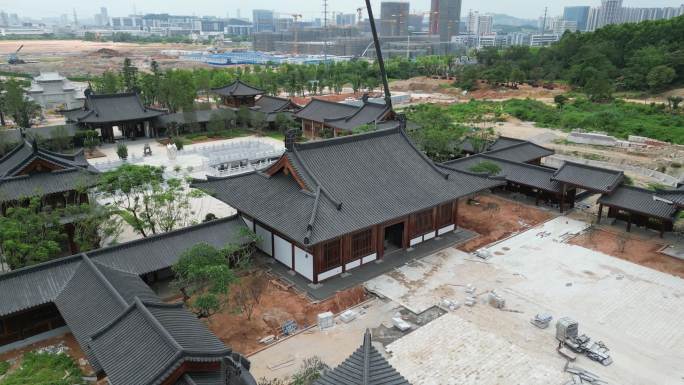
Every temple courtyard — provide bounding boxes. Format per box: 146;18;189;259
251;216;684;385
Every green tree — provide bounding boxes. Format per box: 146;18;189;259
159;69;197;113
554;94;569;110
121;57;139;92
93;70;121;94
250;112;268;132
49;125;72;151
98;164;203;238
0;197;64;270
172;243;238;318
667;95;683;111
236;106;251;127
274;112;297;133
454;66;479;91
4;79;40;127
584;73;614;102
646;65;676;91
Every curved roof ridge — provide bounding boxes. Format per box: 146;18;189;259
0;141;25;165
294;126;399;150
134;297;184;352
79;255;129;308
362;329;371;385
291;147;343;210
304;186;322;245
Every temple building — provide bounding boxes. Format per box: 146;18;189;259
0;216;255;385
295;97;395;139
62;91;166;142
0;139;99;255
212;79;265;108
314;329;411;385
193;127;500;284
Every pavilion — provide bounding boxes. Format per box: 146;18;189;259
62;91;165;142
212;79;265;108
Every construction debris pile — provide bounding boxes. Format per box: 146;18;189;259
556;317;613;366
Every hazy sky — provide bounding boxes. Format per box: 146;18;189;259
2;0;683;21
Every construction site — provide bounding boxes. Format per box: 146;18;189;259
247;196;684;385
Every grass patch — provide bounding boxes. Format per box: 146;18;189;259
429;98;684;144
262;131;285;141
0;361;9;376
0;352;82;385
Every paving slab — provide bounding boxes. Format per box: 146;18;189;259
370;217;684;385
267;229;477;301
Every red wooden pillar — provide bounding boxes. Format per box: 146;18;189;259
560;183;567;213
312;244;321;284
376;224;384;260
452;199;460;228
403;216;410;249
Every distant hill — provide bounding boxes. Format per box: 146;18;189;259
490;14;538;27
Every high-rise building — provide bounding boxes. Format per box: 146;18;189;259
408;13;424;32
430;0;461;42
380;2;410;37
477;15;493;35
563;6;590;31
429;0;439;34
253;9;275;33
466;11;479;34
336;13;356;26
598;0;623;28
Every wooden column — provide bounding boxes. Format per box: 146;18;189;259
402;217;409;249
626;213;632;232
560;183;567;213
312;244;321;284
597;203;603;224
376;224;384;260
432;206;438;233
452;200;459;228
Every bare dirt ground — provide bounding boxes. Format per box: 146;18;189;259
457;194;555;252
205;273;366;355
569;227;684;279
389;77;567;102
0;332;94;376
0;40;207;76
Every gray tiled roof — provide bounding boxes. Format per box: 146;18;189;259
212;79;264;97
655;187;684;208
294;98;359;123
0;168;98;202
0;216;247;317
54;256;158;371
90;299;229;385
483;142;555;163
599;186;679;220
254;95;299;114
487;136;527;151
62;92;164;124
89;216;248;274
314;329;410;385
552;161;624;193
441;154;562;193
0;140;91;178
194;127;501;246
324;102;390;131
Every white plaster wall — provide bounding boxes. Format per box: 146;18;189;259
294;246;314;281
255;224;272;256
273;235;292;268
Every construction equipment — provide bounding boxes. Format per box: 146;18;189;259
8;45;25;65
531;313;553;329
555;317;613;366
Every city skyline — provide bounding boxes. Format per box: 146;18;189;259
3;0;684;21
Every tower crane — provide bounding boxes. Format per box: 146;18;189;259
282;13;303;55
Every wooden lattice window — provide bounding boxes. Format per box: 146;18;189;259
413;209;434;236
351;229;374;259
437;203;453;228
321;239;341;271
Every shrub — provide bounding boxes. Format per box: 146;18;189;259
0;360;9;375
469;161;502;175
116;142;128;159
173;136;184;150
